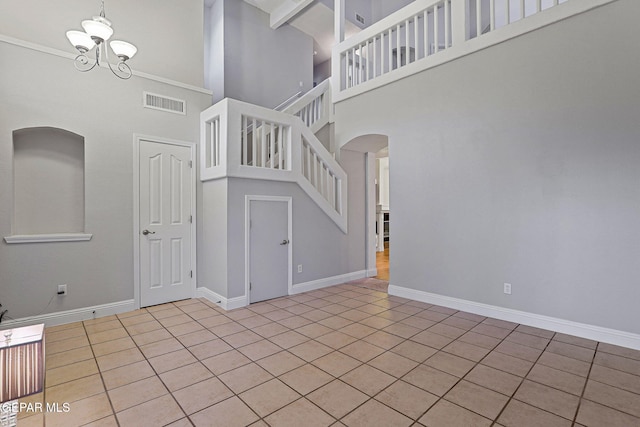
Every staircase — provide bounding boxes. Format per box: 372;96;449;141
200;79;347;232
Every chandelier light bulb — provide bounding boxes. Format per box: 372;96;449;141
81;17;114;43
110;40;137;61
66;30;96;53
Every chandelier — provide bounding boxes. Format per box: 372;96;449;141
65;0;137;79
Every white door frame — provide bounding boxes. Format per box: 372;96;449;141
133;134;197;309
245;195;293;303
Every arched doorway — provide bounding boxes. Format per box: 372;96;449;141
340;134;390;286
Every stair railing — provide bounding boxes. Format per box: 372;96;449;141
282;79;332;134
201;98;347;232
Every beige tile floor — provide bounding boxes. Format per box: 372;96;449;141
15;283;640;427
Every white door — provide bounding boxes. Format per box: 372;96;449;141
139;140;193;307
248;198;291;303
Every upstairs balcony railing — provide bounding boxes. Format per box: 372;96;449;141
332;0;614;102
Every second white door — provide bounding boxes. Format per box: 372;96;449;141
248;197;291;303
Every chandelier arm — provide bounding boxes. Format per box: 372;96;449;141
102;43;132;80
73;53;98;72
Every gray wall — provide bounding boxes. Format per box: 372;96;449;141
0;1;211;320
205;0;226;102
314;60;332;87
371;0;415;23
222;0;314;108
334;0;640;334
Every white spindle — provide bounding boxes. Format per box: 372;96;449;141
434;5;439;53
312;152;317;187
444;1;450;48
251;118;257;166
212;120;217;167
414;15;419;60
506;0;511;24
277;125;283;170
242;116;247;165
520;0;525;19
476;0;481;38
388;29;393;72
326;168;331;201
260;120;267;168
490;0;495;31
269;122;275;169
396;25;401;69
306;144;311;179
336;178;342;214
373;36;377;77
214;120;220;166
405;19;410;65
353;47;358;85
365;40;370;81
424;10;429;56
360;43;365;83
320;163;325;198
536;0;542;13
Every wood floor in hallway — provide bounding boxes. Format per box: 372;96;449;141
376;242;389;281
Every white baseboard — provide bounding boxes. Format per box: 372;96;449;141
366;268;378;277
0;300;136;329
291;270;368;294
388;285;640;351
196;287;247;311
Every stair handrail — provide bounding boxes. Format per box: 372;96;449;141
281;78;332;134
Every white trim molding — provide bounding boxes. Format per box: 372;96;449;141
0;34;212;96
388;285;640;351
366;268;378;277
291;270;368;294
196;287;247;311
4;233;93;244
0;299;135;329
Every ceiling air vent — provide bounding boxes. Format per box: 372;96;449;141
143;92;186;115
355;13;365;25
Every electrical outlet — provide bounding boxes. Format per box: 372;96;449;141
297;264;303;273
57;284;67;296
503;283;512;295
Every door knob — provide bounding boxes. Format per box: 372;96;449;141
280;239;290;245
142;229;156;235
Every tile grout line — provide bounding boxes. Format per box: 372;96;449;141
571;341;599;426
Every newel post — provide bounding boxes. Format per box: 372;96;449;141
451;0;469;45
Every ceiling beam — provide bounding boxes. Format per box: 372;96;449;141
270;0;314;29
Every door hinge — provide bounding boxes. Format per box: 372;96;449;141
189;160;193;168
249;282;252;291
190;270;193;278
189;215;192;224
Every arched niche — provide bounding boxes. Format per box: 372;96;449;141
6;127;91;243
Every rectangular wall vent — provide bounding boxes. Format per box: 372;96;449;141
355;13;365;25
143;92;186;115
